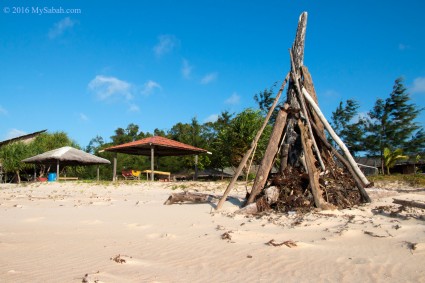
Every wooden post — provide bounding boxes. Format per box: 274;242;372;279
150;144;155;181
310;122;371;202
216;73;290;210
56;160;60;181
246;104;289;205
194;155;198;181
113;153;117;182
301;87;370;187
298;119;330;209
97;166;100;181
289;49;325;171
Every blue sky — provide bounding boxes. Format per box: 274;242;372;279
1;0;424;147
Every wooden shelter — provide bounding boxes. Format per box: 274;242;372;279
216;12;371;212
22;146;111;181
104;136;208;181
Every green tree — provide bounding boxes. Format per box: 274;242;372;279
331;99;364;156
86;135;104;154
223;108;271;168
110;123;146;145
387;78;423;154
254;83;278;124
364;77;424;172
383;147;408;175
0;142;31;183
206;111;234;171
28;132;76;177
166;117;210;172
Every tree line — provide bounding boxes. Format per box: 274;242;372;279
330;77;424;173
1;77;423;182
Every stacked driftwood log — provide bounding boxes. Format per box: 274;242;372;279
216;12;372;213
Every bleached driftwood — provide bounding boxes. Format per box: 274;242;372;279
247;104;289;205
216;73;290;210
301;87;371;187
164;192;218;205
310;121;371;202
290;49;325;171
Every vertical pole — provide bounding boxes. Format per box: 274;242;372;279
150;144;154;181
194;155;198;181
113;153;117;182
97;166;100;181
56;160;60;181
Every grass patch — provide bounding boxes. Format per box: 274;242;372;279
369;174;425;187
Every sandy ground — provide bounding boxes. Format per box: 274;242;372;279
0;180;424;283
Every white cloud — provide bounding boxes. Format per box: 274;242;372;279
323;89;339;98
204;114;219;123
0;105;8;115
153;34;178;57
225;92;240;105
6;129;27;140
48;17;76;39
128;104;140;112
351;112;368;124
141;80;162;95
398;43;410;51
181;59;193;79
88;75;132;100
79;113;88;121
201;72;218;84
411;77;425;93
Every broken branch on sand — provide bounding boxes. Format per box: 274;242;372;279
164;192;219;205
266;239;297;248
393;198;425;210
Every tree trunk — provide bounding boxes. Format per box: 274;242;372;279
247;105;289;205
16;170;21;184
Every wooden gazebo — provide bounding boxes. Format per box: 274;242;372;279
104;136;208;181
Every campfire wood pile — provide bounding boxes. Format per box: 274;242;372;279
216;12;372;213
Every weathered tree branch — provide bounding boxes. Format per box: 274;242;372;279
393;198;425;209
290;49;326;171
247;104;289;205
216;73;290;210
310;121;371;202
301;87;371;187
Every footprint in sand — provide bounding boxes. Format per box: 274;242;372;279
80;220;103;225
24;217;45;222
126;223;151;230
146;233;176;239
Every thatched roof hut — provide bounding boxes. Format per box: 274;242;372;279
22;146;110;180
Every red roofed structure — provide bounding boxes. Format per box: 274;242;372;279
104;136;209;181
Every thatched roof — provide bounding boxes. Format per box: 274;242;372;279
22;146;110;166
104;136;208;156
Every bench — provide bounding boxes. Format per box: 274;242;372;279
58;177;79;181
122;170;141;180
142;170;171;181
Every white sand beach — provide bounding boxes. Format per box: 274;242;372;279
0;181;424;282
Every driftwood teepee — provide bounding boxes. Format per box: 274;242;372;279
216;12;371;212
